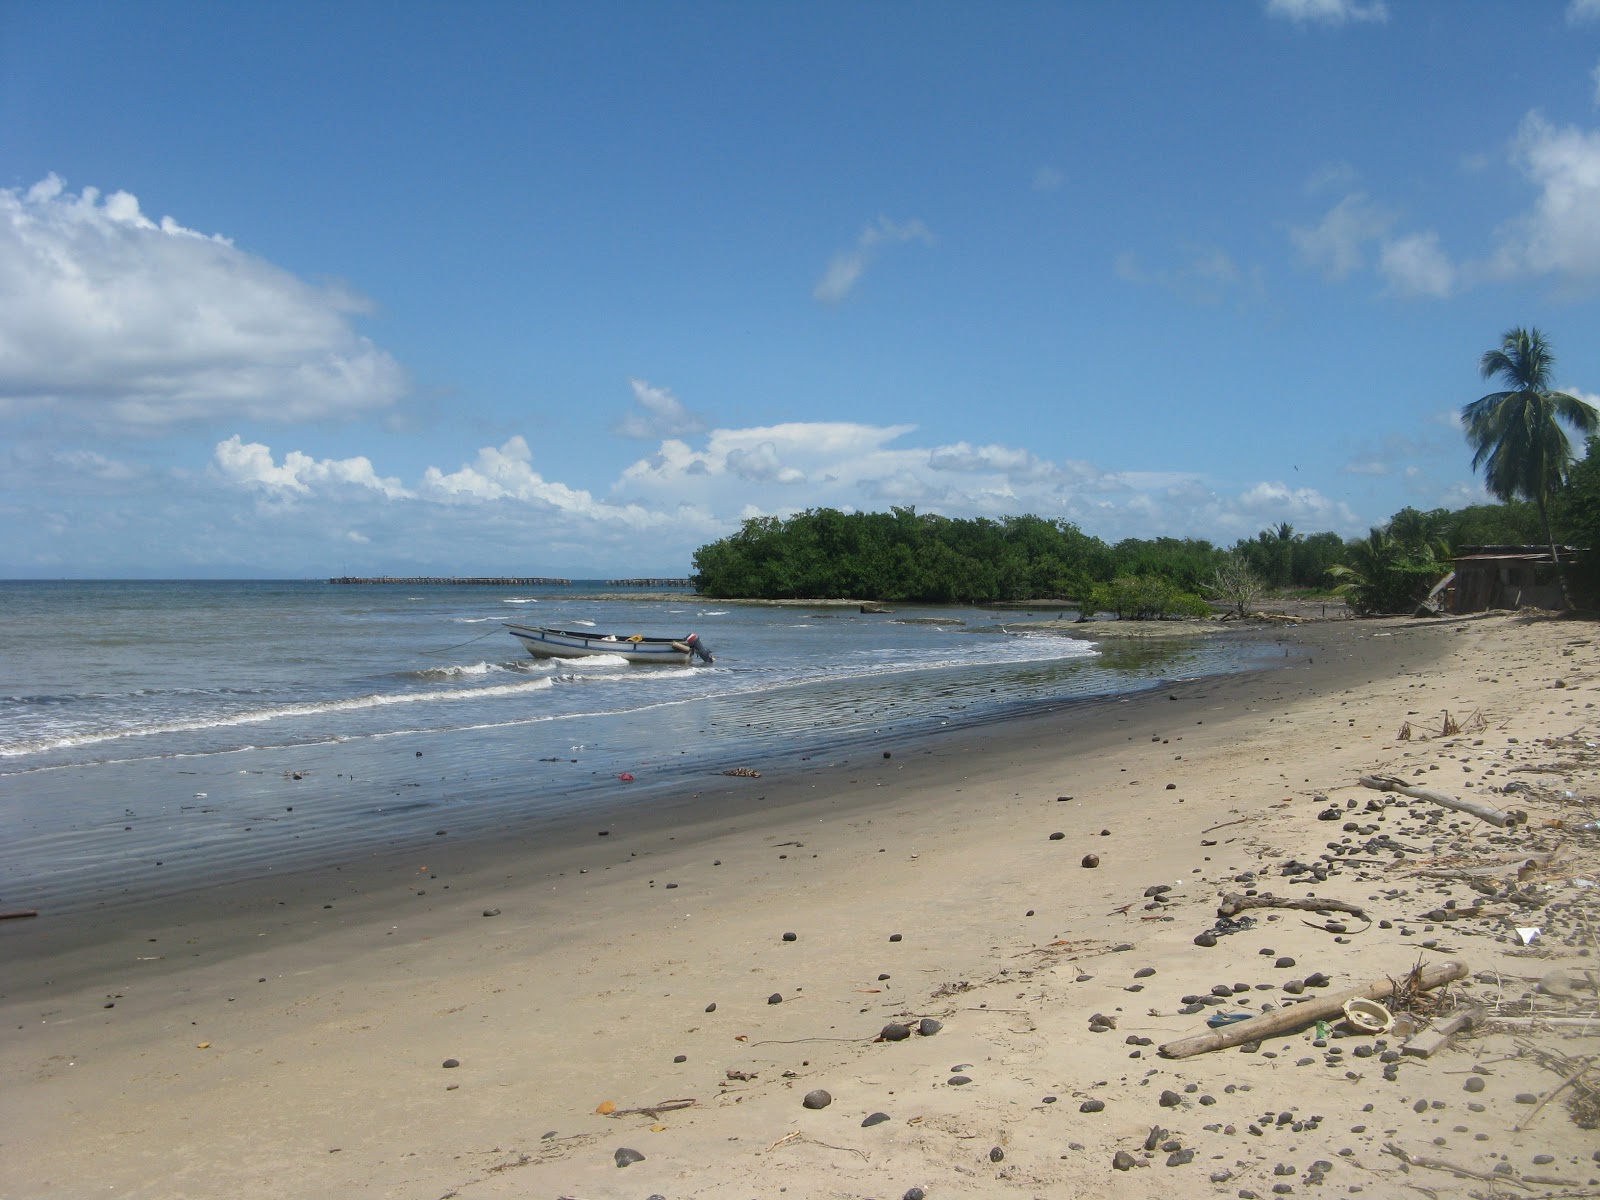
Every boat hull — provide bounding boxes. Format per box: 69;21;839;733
505;624;696;665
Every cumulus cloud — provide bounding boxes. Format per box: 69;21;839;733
1378;231;1457;297
0;175;405;429
614;378;709;440
1290;193;1395;280
1494;113;1600;284
1265;0;1388;24
212;435;412;498
812;217;934;304
1571;0;1600;22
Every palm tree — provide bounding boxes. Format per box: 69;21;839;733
1462;327;1598;564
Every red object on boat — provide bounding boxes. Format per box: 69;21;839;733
617;773;635;782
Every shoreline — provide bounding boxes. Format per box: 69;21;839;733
4;613;1597;1198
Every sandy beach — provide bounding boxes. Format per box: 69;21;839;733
4;611;1597;1199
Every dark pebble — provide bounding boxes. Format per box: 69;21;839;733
1049;831;1065;840
917;1018;943;1036
442;1058;460;1068
1080;1099;1105;1113
880;1022;912;1041
614;1147;644;1167
782;931;797;941
1168;1148;1195;1166
1275;956;1296;968
1514;1092;1538;1104
989;1146;1004;1162
1195;932;1218;947
1113;1150;1137;1171
802;1089;832;1109
1081;854;1100;868
768;993;783;1004
862;1112;890;1127
948;1075;973;1086
673;1054;687;1063
903;1189;926;1200
889;933;903;942
705;1002;717;1012
1159;1089;1182;1107
1464;1077;1485;1093
481;908;501;917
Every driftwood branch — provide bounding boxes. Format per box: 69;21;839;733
1359;774;1526;828
603;1098;697;1119
1381;1142;1535;1190
1512;1055;1596;1133
1218;893;1371;923
1158;959;1467;1059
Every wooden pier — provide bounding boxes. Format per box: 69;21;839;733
328;576;573;586
606;577;693;587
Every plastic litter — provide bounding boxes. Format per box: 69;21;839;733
1342;997;1393;1035
1206;1012;1255;1028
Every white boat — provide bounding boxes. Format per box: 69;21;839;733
505;624;713;665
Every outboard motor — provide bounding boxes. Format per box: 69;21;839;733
684;633;713;664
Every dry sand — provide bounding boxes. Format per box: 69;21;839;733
3;612;1597;1199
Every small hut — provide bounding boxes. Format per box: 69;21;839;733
1447;545;1576;613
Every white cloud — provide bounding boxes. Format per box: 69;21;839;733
1290;193;1394;280
1494;113;1600;283
50;448;145;482
0;175;405;429
1378;231;1457;297
726;441;806;484
614;378;709;440
927;441;1058;480
812;217;934;304
212;435;412;498
1571;0;1600;22
1265;0;1388;24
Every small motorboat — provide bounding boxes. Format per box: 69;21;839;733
505;624;713;665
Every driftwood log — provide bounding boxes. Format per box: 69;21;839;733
1358;774;1526;828
1158;959;1468;1059
1217;893;1371;924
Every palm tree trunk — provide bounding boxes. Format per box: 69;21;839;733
1538;494;1576;609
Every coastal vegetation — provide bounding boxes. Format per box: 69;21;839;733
692;327;1597;615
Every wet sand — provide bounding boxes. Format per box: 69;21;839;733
3;612;1597;1198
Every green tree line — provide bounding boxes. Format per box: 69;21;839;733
693;327;1599;615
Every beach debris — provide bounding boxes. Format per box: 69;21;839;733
1158;958;1468;1059
0;909;39;920
1216;891;1371;936
861;1111;889;1127
616;773;634;782
1400;1007;1478;1058
722;767;761;777
602;1098;697;1119
1358;773;1526;828
1341;997;1393;1035
613;1147;645;1167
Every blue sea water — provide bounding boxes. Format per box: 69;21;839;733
0;580;1274;912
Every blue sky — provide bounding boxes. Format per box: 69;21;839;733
3;0;1599;578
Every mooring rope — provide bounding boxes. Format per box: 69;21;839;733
422;624;510;656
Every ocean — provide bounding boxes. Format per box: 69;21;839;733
0;580;1278;913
